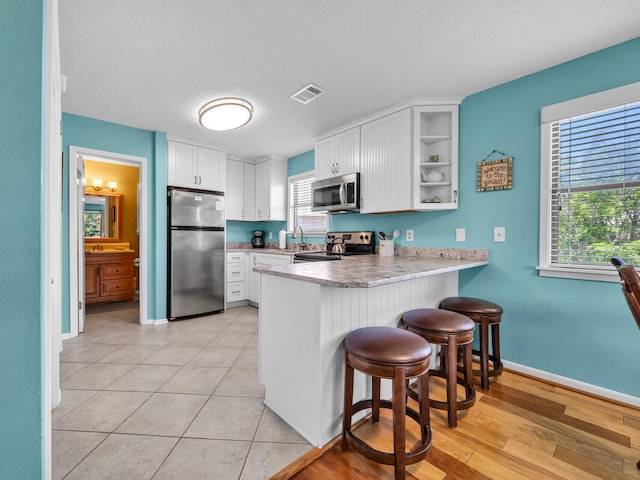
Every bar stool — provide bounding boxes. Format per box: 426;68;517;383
402;308;476;428
439;296;504;390
342;326;432;480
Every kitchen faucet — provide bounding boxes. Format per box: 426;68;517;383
292;225;307;250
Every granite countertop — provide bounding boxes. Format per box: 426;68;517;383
254;254;488;288
226;242;324;256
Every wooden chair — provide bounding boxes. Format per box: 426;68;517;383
610;257;640;469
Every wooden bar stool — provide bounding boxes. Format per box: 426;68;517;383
402;308;476;428
439;296;504;390
342;326;433;480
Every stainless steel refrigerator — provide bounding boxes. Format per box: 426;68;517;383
168;187;225;319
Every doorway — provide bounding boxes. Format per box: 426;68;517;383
68;146;149;337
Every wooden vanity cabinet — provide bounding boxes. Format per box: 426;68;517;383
85;252;135;304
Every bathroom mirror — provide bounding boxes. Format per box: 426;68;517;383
84;192;122;242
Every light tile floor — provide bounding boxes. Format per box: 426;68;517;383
53;304;313;480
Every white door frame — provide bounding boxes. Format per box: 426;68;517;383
44;0;61;477
68;146;150;335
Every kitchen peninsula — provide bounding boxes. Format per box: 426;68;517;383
256;249;488;448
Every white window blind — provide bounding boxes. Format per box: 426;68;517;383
549;101;640;267
288;173;328;235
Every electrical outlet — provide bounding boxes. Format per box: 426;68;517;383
406;229;414;242
268;232;273;240
494;226;506;242
456;228;466;242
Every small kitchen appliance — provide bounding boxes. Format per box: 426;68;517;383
294;231;375;262
311;173;360;213
251;230;265;248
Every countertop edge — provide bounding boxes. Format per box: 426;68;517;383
255;257;488;288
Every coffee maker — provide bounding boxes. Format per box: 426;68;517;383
251;230;265;248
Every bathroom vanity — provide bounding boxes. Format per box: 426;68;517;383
84;251;136;304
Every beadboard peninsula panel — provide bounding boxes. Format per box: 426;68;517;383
259;271;457;447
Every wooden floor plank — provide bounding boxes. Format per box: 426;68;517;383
277;371;640;480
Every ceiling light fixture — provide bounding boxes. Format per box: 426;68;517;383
198;97;253;131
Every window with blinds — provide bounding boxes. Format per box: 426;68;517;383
288;173;328;235
549;101;640;267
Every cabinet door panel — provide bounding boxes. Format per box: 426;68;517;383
255;162;270;220
85;265;99;298
334;127;360;176
360;108;412;213
167;141;198;188
244;163;256;221
197;147;225;191
314;136;335;180
226;159;245;220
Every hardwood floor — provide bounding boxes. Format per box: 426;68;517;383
273;370;640;479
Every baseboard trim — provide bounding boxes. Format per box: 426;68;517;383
503;360;640;408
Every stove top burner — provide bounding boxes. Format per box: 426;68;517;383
293;231;375;263
324;231;375;255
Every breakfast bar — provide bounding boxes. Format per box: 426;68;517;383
256;249;488;448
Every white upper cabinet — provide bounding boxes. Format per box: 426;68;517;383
413;105;459;210
226;159;245;220
314;99;461;214
167;140;226;191
360;108;412;213
314;126;360;180
226;159;256;220
255;156;287;221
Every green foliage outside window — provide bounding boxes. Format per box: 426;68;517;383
556;188;640;265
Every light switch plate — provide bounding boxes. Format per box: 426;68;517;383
494;226;506;242
456;228;466;242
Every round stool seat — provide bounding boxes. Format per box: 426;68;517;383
342;326;433;480
345;326;432;367
439;296;504;390
402;308;475;343
439;296;503;318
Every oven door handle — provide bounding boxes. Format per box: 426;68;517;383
339;182;346;206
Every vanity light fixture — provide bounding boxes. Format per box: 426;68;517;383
198;97;253;131
91;179;118;192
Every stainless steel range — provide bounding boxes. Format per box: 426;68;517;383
293;231;375;263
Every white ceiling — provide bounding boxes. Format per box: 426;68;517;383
59;0;640;162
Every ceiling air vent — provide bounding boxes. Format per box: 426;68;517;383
290;83;325;104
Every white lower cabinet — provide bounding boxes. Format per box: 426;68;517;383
226;252;247;306
248;253;292;306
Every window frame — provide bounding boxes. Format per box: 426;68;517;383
538;81;640;282
287;171;328;237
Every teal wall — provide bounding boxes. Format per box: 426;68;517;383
61;113;168;328
0;2;45;478
330;38;640;397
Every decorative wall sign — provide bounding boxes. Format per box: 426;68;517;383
477;157;513;192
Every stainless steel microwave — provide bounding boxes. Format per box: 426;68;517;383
311;173;360;213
